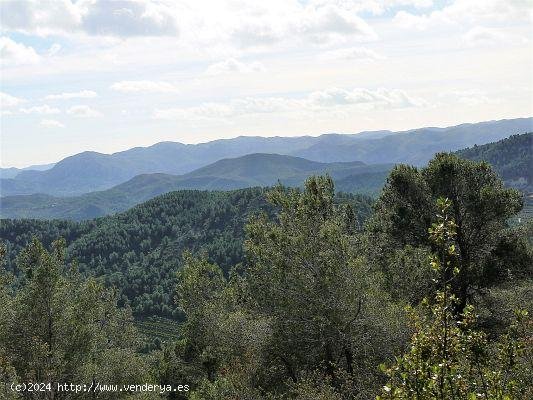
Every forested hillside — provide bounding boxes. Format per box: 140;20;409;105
0;154;389;220
456;132;533;222
2;131;532;223
0;188;373;318
456;132;532;191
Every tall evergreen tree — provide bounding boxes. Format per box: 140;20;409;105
366;153;527;309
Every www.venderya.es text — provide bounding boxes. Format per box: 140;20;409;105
9;382;189;394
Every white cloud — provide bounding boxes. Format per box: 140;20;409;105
154;103;235;120
45;90;98;100
154;86;426;120
458;96;494;106
230;23;284;47
0;0;439;44
394;0;532;30
153;97;305;120
110;80;179;93
0;0;178;37
442;0;533;24
81;0;179;37
298;4;376;40
442;89;501;106
1;92;26;107
321;46;385;60
0;1;382;55
0;36;40;66
32;1;368;51
40;119;65;128
347;0;434;15
393;10;433;30
0;0;81;36
205;58;265;76
20;105;61;114
67;105;102;117
230;2;377;47
308;87;425;108
47;43;62;56
462;27;510;47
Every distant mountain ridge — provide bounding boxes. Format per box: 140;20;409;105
0;162;55;179
292;118;533;164
0;154;392;220
2;131;532;221
1;117;531;197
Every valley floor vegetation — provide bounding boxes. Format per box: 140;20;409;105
1;153;532;399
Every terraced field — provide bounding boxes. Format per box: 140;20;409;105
518;193;533;220
136;316;182;341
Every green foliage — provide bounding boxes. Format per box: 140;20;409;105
244;176;374;380
0;239;159;399
366;153;529;308
167;176;406;399
456;132;532;192
0;189;271;318
0;188;373;319
155;251;269;399
377;199;532;400
136;317;181;342
1;147;531;400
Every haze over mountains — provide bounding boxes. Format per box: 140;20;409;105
1;130;531;221
0;163;56;179
0;154;392;220
1;117;531;197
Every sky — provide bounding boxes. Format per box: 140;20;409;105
0;0;532;168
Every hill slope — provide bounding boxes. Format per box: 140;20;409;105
2;118;530;197
0;188;373;318
455;132;533;222
0;154;391;220
455;132;532;192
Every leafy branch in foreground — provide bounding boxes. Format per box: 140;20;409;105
378;198;532;400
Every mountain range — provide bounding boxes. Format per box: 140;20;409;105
1;130;531;221
1;117;531;197
0;154;392;220
0;131;530;321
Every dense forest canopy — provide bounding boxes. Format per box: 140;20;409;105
0;188;373;318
